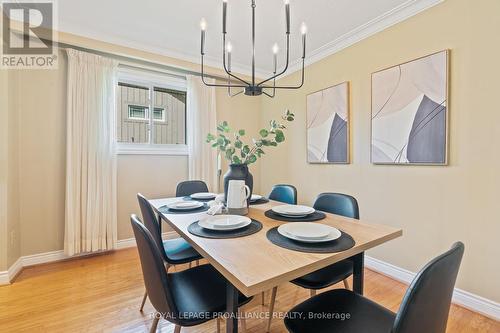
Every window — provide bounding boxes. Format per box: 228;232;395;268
128;105;148;120
116;68;188;154
127;105;165;122
153;107;165;122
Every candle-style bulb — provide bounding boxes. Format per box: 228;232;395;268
300;22;307;35
222;0;227;34
226;42;233;53
272;43;279;54
200;18;207;31
285;0;290;34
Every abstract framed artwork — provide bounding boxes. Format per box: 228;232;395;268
371;50;449;165
307;82;350;164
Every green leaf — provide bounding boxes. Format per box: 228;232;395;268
238;129;245;136
242;145;250;154
261;139;270;146
222;121;228;127
211;142;219;148
275;129;285;143
259;129;269;137
287;116;294;121
247;154;257;164
270;141;278;146
235;140;243;149
232;155;241;164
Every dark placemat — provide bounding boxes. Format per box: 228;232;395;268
188;219;262;239
159;203;209;215
250;198;270;205
264;209;326;222
266;227;355;253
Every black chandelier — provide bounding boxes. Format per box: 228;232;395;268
199;0;307;97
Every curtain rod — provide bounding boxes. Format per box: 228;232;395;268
14;31;235;82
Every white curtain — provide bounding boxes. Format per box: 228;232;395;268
186;76;218;191
64;49;118;256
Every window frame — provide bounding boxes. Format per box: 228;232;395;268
116;68;188;156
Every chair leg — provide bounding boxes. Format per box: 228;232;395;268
150;316;159;333
173;324;181;333
266;286;278;332
310;289;316;297
140;291;148;311
216;317;221;333
238;308;247;333
343;279;350;290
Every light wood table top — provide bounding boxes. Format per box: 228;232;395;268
150;197;402;297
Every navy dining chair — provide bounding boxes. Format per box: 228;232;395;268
131;215;252;333
266;192;359;332
136;193;202;312
176;180;209;197
284;242;465;333
268;184;297;205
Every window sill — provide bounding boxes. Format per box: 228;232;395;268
116;144;189;156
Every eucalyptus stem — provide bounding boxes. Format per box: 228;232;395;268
206;110;295;165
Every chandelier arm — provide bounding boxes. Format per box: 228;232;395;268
262;90;274;98
222;34;251;86
257;34;290;87
268;58;305;90
227;73;245;97
229;89;245;97
201;55;247;88
262;76;276;98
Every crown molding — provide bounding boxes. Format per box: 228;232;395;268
55;24;268;80
286;0;445;75
54;0;442;82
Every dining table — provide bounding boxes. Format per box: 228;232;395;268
149;196;402;333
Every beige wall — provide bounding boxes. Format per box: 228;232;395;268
5;40;263;254
6;71;21;267
0;67;8;271
260;0;500;302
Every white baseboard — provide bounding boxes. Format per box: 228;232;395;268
2;241;497;321
0;231;177;285
116;231;177;249
365;256;500;321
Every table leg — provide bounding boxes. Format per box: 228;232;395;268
226;281;239;333
352;252;364;295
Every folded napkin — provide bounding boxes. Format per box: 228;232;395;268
207;201;225;215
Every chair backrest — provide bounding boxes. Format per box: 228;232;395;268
268;184;297;205
130;214;177;316
176;180;209;197
137;193;167;262
313;193;359;219
392;242;465;333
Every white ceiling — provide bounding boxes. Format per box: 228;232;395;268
55;0;439;77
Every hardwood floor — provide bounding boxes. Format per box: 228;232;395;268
0;248;498;333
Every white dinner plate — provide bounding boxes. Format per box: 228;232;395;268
278;223;341;243
166;201;204;210
190;192;217;200
198;215;252;231
272;205;315;217
250;194;263;202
